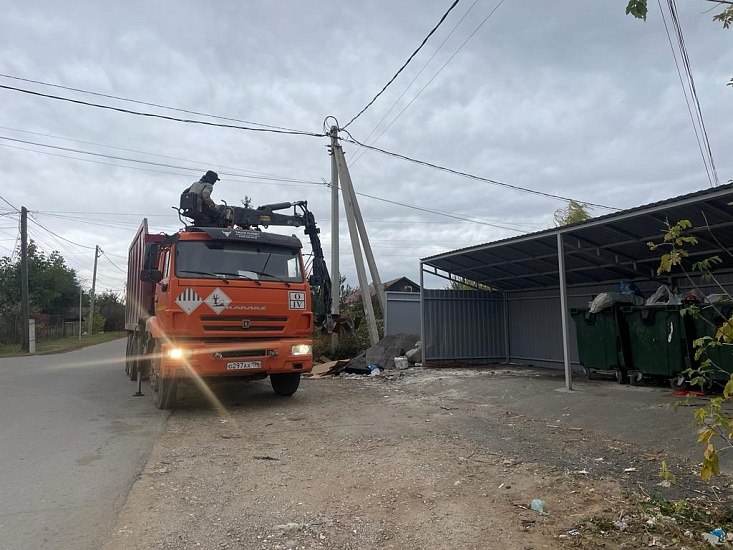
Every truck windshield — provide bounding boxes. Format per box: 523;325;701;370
175;241;303;283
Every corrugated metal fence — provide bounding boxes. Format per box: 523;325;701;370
421;289;506;364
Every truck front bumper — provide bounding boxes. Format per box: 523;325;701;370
158;340;313;379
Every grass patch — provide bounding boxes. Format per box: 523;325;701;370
565;492;733;549
0;331;126;357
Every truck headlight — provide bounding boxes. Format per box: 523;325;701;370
291;344;312;356
167;347;193;360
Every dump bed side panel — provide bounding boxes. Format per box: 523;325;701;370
125;219;164;331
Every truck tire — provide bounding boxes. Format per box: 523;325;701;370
154;377;177;409
151;343;177;409
270;373;301;397
125;334;135;377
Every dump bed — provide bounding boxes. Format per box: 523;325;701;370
125;219;165;331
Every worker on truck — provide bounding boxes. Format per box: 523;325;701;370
183;170;224;227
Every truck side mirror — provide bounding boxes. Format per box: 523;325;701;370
140;269;163;283
143;243;160;270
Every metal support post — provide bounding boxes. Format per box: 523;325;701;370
557;232;572;391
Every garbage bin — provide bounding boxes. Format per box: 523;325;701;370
621;305;694;385
571;307;631;383
690;304;733;383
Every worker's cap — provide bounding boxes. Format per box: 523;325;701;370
202;170;220;183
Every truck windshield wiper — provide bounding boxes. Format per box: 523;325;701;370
178;270;230;284
248;271;292;287
213;271;262;286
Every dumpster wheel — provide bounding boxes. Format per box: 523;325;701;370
582;366;595;380
669;374;688;391
615;369;629;385
629;371;644;386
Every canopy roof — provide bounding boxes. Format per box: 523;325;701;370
422;183;733;292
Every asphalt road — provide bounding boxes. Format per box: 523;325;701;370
0;338;168;550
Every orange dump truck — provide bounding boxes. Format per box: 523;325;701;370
125;201;331;409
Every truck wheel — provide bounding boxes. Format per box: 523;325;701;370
153;377;177;409
151;343;176;409
270;373;301;397
125;334;134;377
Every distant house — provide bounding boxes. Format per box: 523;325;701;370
344;277;420;304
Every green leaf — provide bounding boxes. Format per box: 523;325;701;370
625;0;648;20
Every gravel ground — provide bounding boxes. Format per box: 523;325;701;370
102;367;733;550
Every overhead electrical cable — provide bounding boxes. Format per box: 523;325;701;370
354;0;482;154
0;84;326;137
342;0;462;129
0;136;324;187
341;134;618;211
101;250;126;274
0;194;20;212
664;0;719;186
0;126;324;184
0;73;311;134
27;216;96;250
352;0;507;165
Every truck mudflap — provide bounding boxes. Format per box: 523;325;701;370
156;340;313;380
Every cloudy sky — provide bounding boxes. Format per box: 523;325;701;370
0;0;731;296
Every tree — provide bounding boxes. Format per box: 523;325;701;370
0;240;81;316
554;200;592;226
648;219;733;480
626;0;733;28
96;291;125;332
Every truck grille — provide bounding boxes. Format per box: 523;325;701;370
199;314;287;332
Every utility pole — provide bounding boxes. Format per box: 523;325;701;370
20;207;29;352
78;286;83;340
329;128;340;351
329;130;382;345
88;245;100;336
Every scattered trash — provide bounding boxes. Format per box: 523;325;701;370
253;456;280;461
702;532;723;545
704;528;726;543
648;536;660;547
567;528;581;536
497;483;504;489
393;356;408;370
594;457;605;462
624;467;638;473
573;469;589;475
614;520;629;531
530;499;549;516
369;365;381;376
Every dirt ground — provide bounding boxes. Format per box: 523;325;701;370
103;367;733;550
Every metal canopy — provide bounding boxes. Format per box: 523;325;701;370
422;183;733;291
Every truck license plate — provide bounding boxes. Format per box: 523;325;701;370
226;361;262;370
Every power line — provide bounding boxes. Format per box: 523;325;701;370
352;0;506;165
342;0;462;129
352;0;482;163
0;84;326;137
0;73;312;134
101;250;126;274
0;194;20;212
340;133;618;211
0;136;325;187
0;125;326;185
27;216;96;250
664;0;719;186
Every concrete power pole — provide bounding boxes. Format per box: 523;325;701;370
329;128;341;351
329;129;383;346
87;245;100;336
20;207;29;352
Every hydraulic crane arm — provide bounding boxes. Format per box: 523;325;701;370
229;201;333;323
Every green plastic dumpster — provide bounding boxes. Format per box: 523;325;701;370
690;304;733;383
621;305;694;385
571;307;631;383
